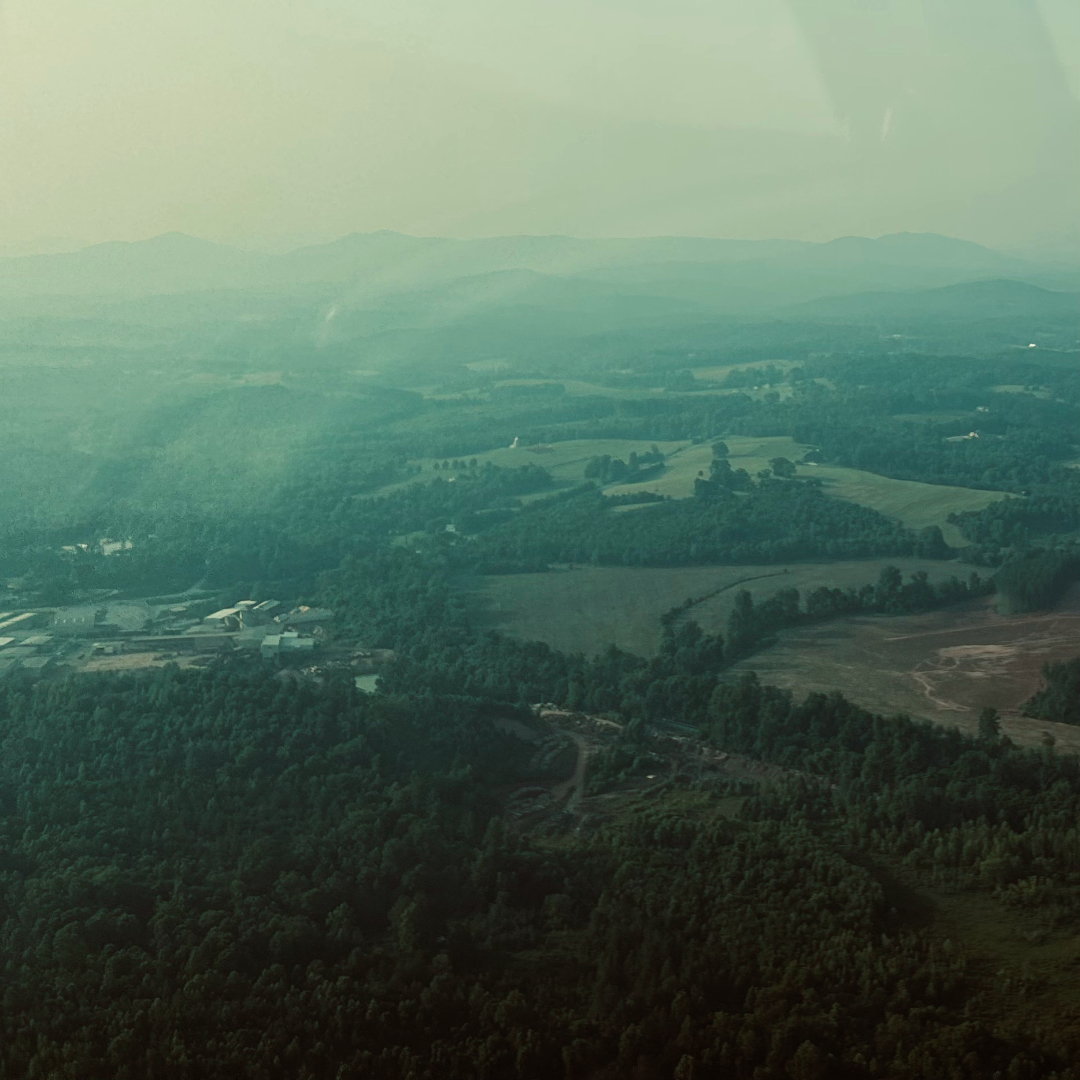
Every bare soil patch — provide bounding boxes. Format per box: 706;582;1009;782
735;586;1080;751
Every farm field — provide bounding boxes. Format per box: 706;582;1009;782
394;435;1009;544
729;586;1080;752
468;557;969;657
604;435;1010;543
808;463;1010;545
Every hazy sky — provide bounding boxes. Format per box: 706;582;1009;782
0;0;1076;255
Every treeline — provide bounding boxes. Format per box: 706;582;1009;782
719;566;992;658
948;474;1080;563
994;548;1080;614
583;445;665;484
1024;657;1080;727
470;480;951;573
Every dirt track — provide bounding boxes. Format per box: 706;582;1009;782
550;733;591;814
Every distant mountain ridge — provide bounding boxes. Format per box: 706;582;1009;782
796;277;1079;319
0;229;1041;303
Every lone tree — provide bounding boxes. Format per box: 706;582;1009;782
770;456;797;479
977;706;1001;742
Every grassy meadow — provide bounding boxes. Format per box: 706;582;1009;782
467;557;970;657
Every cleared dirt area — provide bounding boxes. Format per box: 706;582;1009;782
733;586;1080;752
469;558;971;657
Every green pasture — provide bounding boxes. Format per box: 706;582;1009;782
807;464;1009;545
468;557;966;657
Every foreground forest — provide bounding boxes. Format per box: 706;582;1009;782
0;233;1077;1078
1;661;1077;1079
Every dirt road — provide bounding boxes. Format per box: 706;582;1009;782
551;733;591;814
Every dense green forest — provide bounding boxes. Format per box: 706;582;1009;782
993;549;1080;614
1;661;1077;1079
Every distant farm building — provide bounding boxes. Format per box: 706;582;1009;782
99;538;133;556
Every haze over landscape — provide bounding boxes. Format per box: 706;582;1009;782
1;0;1078;255
0;4;1077;1079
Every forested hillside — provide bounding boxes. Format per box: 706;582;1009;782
1;660;1077;1079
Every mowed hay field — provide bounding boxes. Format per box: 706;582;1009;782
468;558;970;657
730;586;1080;753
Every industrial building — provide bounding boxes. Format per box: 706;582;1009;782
261;631;316;659
204;608;243;630
277;606;333;627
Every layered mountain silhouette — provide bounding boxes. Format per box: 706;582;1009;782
0;230;1038;303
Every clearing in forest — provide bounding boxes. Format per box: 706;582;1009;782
731;585;1080;752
